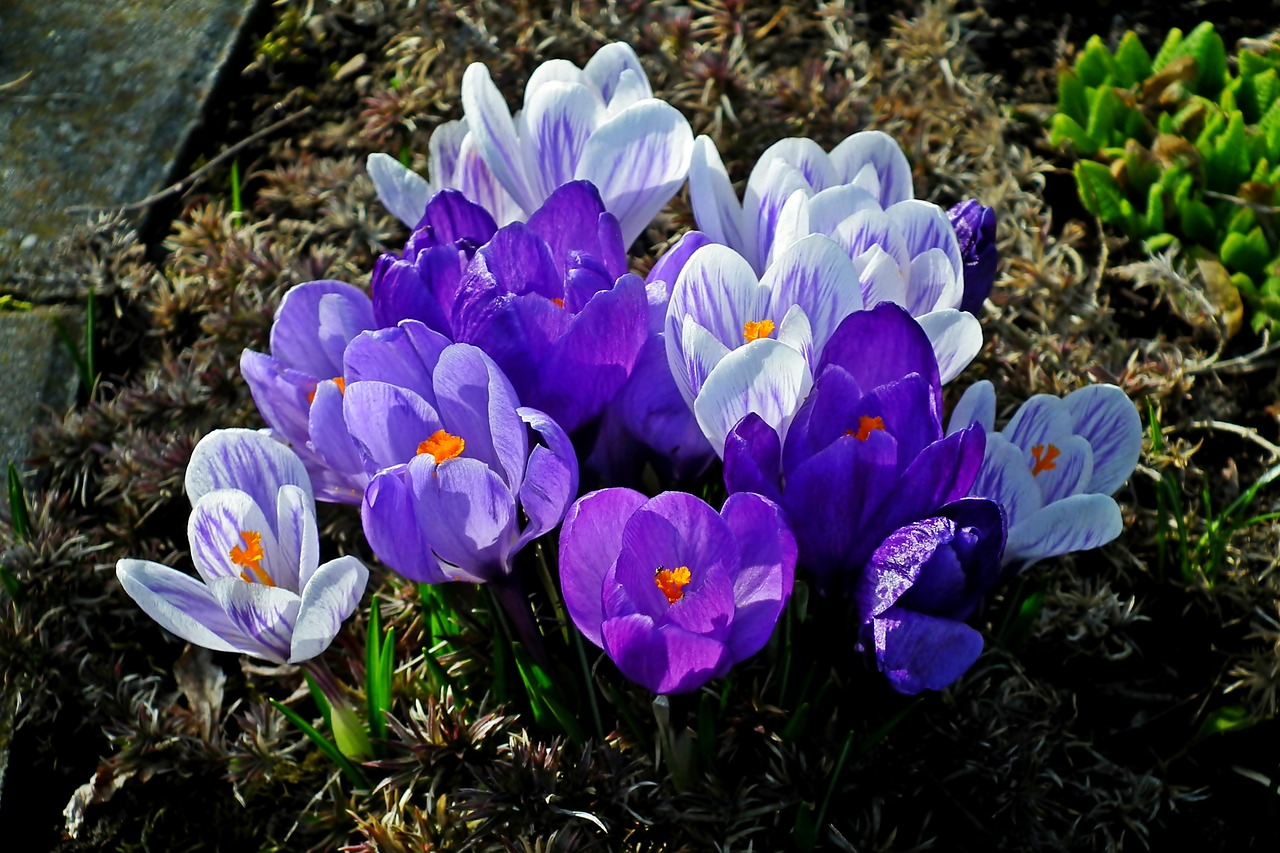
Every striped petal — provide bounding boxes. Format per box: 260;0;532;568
915;309;982;385
185;429;313;512
694;339;814;458
947;379;996;435
209;577;301;664
116;559;250;655
829;131;914;207
1063;385;1142;495
519;81;605;202
290;555;369;662
1004;493;1124;568
367;153;431;229
689;135;750;259
188;489;286;587
461;62;536;213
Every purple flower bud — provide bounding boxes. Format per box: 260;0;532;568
946;200;998;315
559;489;796;694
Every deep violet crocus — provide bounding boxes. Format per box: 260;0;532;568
723;303;986;593
947;200;998;315
116;429;368;663
356;338;578;585
857;498;1005;694
240;280;376;504
947;380;1142;571
368;42;694;247
560;489;796;694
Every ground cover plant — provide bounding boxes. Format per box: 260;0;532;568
2;2;1279;851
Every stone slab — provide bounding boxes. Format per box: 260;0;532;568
0;308;82;469
0;0;261;263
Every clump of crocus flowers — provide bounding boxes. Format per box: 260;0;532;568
117;39;1142;749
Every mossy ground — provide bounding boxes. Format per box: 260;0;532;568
2;1;1279;849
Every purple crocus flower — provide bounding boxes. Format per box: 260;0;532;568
240;280;377;504
560;489;796;694
116;429;368;663
947;200;998;315
356;339;578;584
723;303;985;593
947;380;1141;571
448;181;649;434
368;42;694;247
856;498;1005;694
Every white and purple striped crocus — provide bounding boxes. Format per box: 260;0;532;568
240;280;377;504
116;429;368;664
947;380;1142;571
689;131;983;383
368;42;694;247
356;337;578;584
560;489;796;694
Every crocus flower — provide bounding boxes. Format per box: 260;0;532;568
240;280;377;503
723;303;985;593
369;42;694;247
689;132;982;383
947;380;1142;571
856;498;1005;694
449;181;649;434
116;429;368;663
560;489;796;694
947;200;998;314
357;339;578;584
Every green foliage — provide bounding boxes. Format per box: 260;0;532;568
1051;23;1280;331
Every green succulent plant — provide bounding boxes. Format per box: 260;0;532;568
1050;23;1280;333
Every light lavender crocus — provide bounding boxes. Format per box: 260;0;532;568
356;339;578;585
560;489;796;694
240;280;377;503
947;380;1142;570
368;42;694;247
116;429;368;664
690;132;982;384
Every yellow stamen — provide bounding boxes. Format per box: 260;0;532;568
1030;443;1060;476
230;531;276;586
743;319;775;342
307;376;346;405
417;429;466;464
844;415;886;441
654;565;692;605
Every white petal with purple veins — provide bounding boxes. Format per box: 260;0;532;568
455;134;523;225
971;433;1042;528
744;158;813;271
828;130;914;207
367;153;432;229
1005;493;1124;567
116;560;251;654
1029;434;1094;505
678;318;732;405
806;183;883;237
855;245;908;308
519;80;605;202
290;555;369;662
948;379;996;435
770;190;811;260
210;577;302;664
188;489;285;586
275;484;317;592
774;304;814;366
694;339;814;458
1063;385;1143;495
763;233;863;357
461;62;536;213
1004;394;1073;451
666;243;766;357
523;58;587;106
428;118;469;192
915;309;982;385
887;199;964;278
186;428;313;512
574;99;694;247
749;138;838;194
689;135;749;258
906;248;962;315
583;42;652;105
834;209;911;277
605;68;651;117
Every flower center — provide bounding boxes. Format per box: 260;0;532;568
654;565;692;605
417;429;466;464
230;530;276;586
307;376;346;405
743;319;775;342
844;415;886;441
551;297;565;308
1030;443;1060;476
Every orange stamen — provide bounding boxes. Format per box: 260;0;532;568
551;298;565;308
844;415;886;441
742;319;775;342
417;429;466;464
307;376;346;405
230;531;276;586
654;566;692;605
1030;443;1060;476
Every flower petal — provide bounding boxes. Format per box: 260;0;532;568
188;489;286;586
240;349;315;450
807;184;883;237
723;413;784;502
828;131;914;207
367;153;432;229
763;233;864;360
273;484;315;592
887;199;964;279
915;308;982;385
1004;493;1124;568
970;433;1042;528
428;118;468;191
1063;384;1142;495
666;243;766;366
343;381;444;471
947;379;996;435
514;406;579;550
906;248;961;315
819;303;942;417
689;135;750;259
432;344;527;489
1031;434;1094;505
361;469;448;583
720;492;796;663
583;42;652;105
209;577;302;664
519;81;606;202
343;321;451;399
872;607;984;694
461;62;537;212
185;428;313;514
1003;394;1073;451
602;613;730;694
694;339;814;458
307;380;367;503
116;559;251;655
290;555;369;662
410;455;518;578
269;281;376;379
559;487;649;647
525;181;626;281
574;99;694;247
854;244;909;309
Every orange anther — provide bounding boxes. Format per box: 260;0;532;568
844;415;886;441
307;376;346;405
742;319;776;342
1030;443;1060;476
654;566;692;605
417;429;466;464
230;531;276;586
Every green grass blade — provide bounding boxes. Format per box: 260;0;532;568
7;463;30;540
269;698;369;788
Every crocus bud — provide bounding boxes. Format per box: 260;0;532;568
947;200;998;315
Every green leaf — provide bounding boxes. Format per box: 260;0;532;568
1179;200;1217;244
1183;22;1227;98
1057;70;1090;125
1226;206;1257;236
0;566;18;601
1144;183;1166;234
7;463;30;540
1152;28;1185;72
270;698;369;788
1086;85;1125;145
1049;113;1099;154
1113;31;1152;88
1075;161;1136;233
1209;112;1251;191
512;643;585;743
1234;272;1259;300
1194;704;1257;744
1075;35;1115;88
1221;228;1272;280
1143;232;1180;253
365;596;390;745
